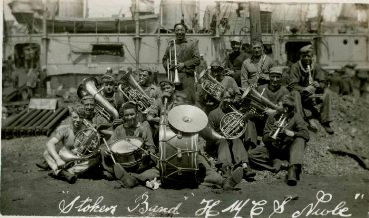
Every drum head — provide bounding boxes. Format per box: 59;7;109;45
168;105;208;133
110;137;143;153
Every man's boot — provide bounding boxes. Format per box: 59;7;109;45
322;122;334;135
287;165;297;186
114;165;138;188
223;167;243;190
36;160;51;170
308;119;318;132
58;170;77;184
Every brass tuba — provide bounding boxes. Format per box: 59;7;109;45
198;67;225;101
77;77;119;121
118;71;154;113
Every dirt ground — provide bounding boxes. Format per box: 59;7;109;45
1;93;369;217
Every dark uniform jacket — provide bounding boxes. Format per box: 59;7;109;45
162;38;200;76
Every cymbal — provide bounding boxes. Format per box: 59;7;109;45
168;105;208;133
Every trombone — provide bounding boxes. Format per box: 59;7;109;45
166;39;180;85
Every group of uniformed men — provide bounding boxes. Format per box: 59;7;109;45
37;22;335;189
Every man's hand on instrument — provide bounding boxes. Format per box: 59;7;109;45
311;81;320;88
113;119;124;129
303;85;316;94
265;108;276;116
260;74;269;80
176;62;185;70
284;129;295;137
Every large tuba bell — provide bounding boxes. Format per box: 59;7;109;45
241;86;283;118
118;71;154;113
77;77;119;121
198;67;225;101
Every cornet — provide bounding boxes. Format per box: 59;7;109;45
167;39;181;85
271;113;287;140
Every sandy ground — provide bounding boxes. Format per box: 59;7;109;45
1;93;369;217
1;137;369;217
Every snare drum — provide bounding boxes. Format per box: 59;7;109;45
109;137;143;170
159;126;199;188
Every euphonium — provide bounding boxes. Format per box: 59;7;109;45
59;119;100;162
198;67;225;101
241;86;283;118
77;77;119;121
118;71;154;113
219;105;248;139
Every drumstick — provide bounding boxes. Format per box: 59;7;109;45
103;138;118;164
124;139;160;160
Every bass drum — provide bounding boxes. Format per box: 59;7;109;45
159;126;199;188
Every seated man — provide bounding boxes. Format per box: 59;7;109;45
137;68;161;100
197;60;240;114
288;45;333;134
249;94;309;186
208;88;255;179
101;102;156;185
245;66;291;147
241;40;274;89
81;95;110;126
114;91;244;190
42;106;100;184
147;80;176;124
100;74;125;111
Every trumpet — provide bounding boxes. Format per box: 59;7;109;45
167;39;180;85
198;67;225;101
271;113;287;140
219;105;248;139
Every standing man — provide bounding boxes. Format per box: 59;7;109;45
288;45;333;134
224;37;250;86
162;23;200;94
241;40;274;89
137;68;161;100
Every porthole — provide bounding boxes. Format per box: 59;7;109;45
343;39;348;45
354;39;359;45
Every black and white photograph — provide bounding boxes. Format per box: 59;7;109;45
1;0;369;217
